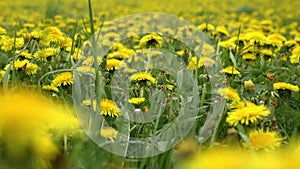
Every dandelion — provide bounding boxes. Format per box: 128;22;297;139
130;72;157;84
197;23;215;31
226;104;270;126
105;59;124;71
140;32;163;48
289;46;300;64
273;82;299;92
242;53;256;60
221;66;241;76
218;87;241;102
100;99;121;117
13;59;29;70
25;62;39;75
42;85;59;93
244;80;255;90
1;37;24;52
246;31;267;44
100;127;118;142
128;97;146;105
245;129;282;151
43;26;64;43
33;47;59;61
52;72;73;87
188;57;216;70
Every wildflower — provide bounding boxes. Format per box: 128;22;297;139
33;48;59;61
130;72;157;84
128;97;146;105
52;72;73;87
197;23;215;31
215;26;230;36
82;99;97;111
244;80;255;90
13;59;29;70
0;70;8;83
218;87;241;102
25;62;39;75
273;82;299;92
42;85;59;93
43;26;64;43
230;100;256;109
59;37;72;51
1;37;24;52
289;46;300;64
140;32;163;48
246;31;267;44
245;129;282;151
105;59;124;71
188;57;216;70
242;53;256;60
100;127;118;142
0;26;6;34
30;30;43;39
167;84;175;90
100;99;121;117
221;66;241;76
226;104;270;126
218;40;236;48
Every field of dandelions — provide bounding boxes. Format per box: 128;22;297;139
1;0;300;169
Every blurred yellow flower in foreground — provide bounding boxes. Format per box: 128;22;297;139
100;127;118;142
0;88;81;168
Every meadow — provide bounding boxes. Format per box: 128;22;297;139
0;0;300;168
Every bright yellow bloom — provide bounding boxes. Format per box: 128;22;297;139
230;100;256;109
218;40;236;48
218;87;240;102
1;37;24;52
273;82;299;92
43;26;64;43
140;32;163;48
100;127;118;142
25;62;39;75
13;59;29;70
52;72;73;87
0;70;7;83
105;59;124;71
33;47;59;61
244;80;255;90
246;31;267;44
221;66;241;76
100;99;121;117
130;72;157;84
197;23;215;31
188;57;216;70
42;85;59;93
242;53;256;60
226;104;270;126
289;46;300;64
245;129;282;151
128;97;146;105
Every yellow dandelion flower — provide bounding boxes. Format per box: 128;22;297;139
42;85;59;93
77;66;96;74
242;53;256;60
226;104;270;126
25;62;39;75
33;47;59;61
245;129;282;151
0;70;9;83
13;59;29;70
0;26;6;34
43;26;64;43
17;50;32;59
140;32;163;48
105;59;124;71
244;80;255;90
215;26;230;36
1;37;24;52
218;87;241;102
246;31;267;44
188;57;216;70
100;99;121;117
273;82;299;92
128;97;146;105
230;100;256;109
289;46;300;64
59;37;72;51
221;66;241;76
100;127;118;142
52;72;73;87
130;72;157;84
218;40;236;48
30;30;43;39
167;84;175;90
197;23;215;31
